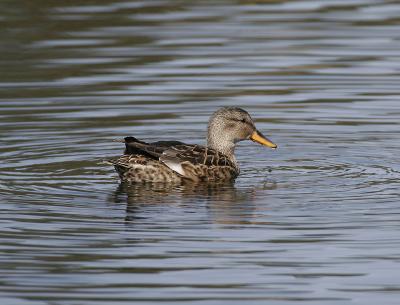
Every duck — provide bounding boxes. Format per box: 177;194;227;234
107;107;277;183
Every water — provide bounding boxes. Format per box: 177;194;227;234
1;0;400;304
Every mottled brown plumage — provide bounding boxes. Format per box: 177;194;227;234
107;107;277;183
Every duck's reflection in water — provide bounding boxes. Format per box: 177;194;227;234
111;181;277;225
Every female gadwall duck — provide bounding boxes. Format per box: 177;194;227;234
108;107;277;183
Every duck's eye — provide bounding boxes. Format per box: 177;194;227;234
240;118;246;123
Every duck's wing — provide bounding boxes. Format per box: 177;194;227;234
123;137;185;157
159;144;237;180
160;145;232;166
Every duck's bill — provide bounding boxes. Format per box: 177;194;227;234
250;130;277;149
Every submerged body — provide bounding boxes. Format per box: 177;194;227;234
108;107;277;183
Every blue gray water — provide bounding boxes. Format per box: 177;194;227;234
1;0;400;304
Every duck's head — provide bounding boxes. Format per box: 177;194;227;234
207;107;277;156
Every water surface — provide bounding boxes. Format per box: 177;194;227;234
1;0;400;304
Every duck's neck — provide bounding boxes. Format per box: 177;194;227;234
207;123;240;171
207;116;239;163
207;130;236;159
208;138;235;156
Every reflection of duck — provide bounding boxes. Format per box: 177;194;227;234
112;180;246;205
111;181;277;225
107;107;277;183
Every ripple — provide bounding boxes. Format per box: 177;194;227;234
2;0;400;304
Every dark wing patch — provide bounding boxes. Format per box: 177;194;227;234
152;140;185;146
123;137;186;158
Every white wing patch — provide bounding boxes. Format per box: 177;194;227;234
161;159;186;176
159;150;187;176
